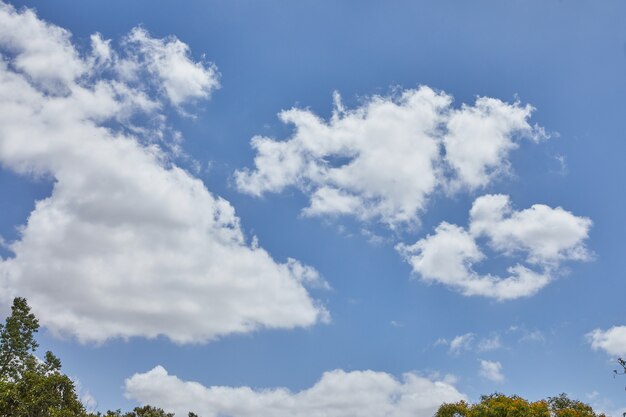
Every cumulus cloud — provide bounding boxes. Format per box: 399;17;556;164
469;194;592;266
124;366;466;417
587;326;626;356
0;2;327;343
398;194;591;300
235;88;545;227
479;360;504;383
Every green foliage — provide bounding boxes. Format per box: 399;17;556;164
0;368;86;416
435;393;605;417
97;405;175;417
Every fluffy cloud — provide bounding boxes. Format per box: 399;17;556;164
479;360;504;383
469;194;592;265
398;195;591;300
235;88;544;227
587;326;626;356
0;2;327;343
124;366;466;417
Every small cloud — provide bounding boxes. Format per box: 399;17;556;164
519;329;545;343
390;320;404;328
552;154;568;176
449;333;475;355
477;335;502;352
587;326;626;356
361;228;388;246
434;338;449;347
479;360;504;383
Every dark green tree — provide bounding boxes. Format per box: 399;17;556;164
0;297;88;416
0;297;200;416
0;297;39;381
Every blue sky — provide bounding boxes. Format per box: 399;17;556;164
0;1;625;416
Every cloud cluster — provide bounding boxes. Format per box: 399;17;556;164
235;88;545;227
398;194;591;300
125;366;466;417
587;326;626;356
0;2;327;343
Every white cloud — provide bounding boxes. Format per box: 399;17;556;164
479;360;504;383
235;87;544;227
449;333;475;355
124;366;467;417
0;2;327;344
587;326;626;356
398;194;591;300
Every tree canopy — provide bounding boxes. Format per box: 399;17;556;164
435;393;606;417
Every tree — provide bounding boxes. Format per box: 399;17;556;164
0;297;88;416
435;393;605;417
0;297;39;381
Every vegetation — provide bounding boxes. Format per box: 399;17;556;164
435;393;606;417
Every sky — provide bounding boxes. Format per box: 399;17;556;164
0;1;625;416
